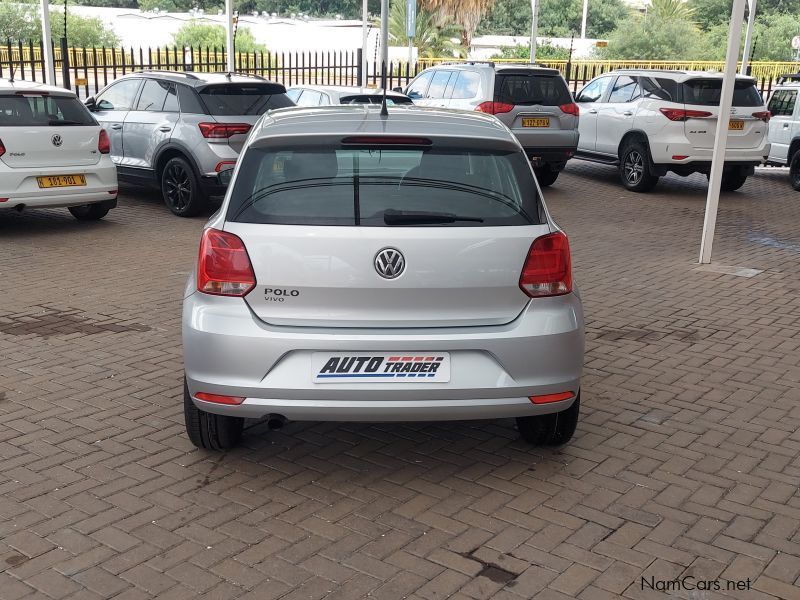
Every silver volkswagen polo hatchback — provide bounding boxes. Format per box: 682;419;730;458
182;104;584;450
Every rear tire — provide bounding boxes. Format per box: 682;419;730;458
516;393;580;446
184;379;244;450
534;166;559;187
720;169;748;192
68;203;109;221
619;139;659;192
789;150;800;191
161;156;206;217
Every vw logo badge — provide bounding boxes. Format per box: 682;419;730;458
51;134;63;147
374;248;405;279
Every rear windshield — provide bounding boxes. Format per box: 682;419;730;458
0;94;95;126
495;73;571;106
682;79;763;107
227;145;542;226
198;85;294;115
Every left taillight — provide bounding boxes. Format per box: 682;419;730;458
752;110;771;122
519;231;573;298
197;228;256;297
198;122;252;139
98;129;110;154
559;103;580;116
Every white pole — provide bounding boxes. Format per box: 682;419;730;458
361;0;368;90
529;0;539;63
741;0;757;74
581;0;589;39
380;0;389;90
225;0;235;73
40;0;55;85
699;0;747;264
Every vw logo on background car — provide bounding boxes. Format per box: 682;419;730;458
51;134;63;147
374;248;405;279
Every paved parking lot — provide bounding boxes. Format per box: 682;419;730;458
1;162;799;600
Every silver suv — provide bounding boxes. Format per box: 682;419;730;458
86;71;292;216
182;104;584;450
400;62;579;186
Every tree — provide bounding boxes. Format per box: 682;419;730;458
705;13;800;60
50;10;120;46
389;0;465;57
649;0;695;20
599;13;710;59
492;42;571;59
420;0;495;47
478;0;629;38
172;21;265;52
0;0;40;43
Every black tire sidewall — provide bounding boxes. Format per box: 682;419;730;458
534;167;559;187
68;204;109;220
790;151;800;191
619;140;658;192
161;157;204;217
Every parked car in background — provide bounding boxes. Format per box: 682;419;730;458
0;78;118;220
575;69;770;192
182;104;584;450
766;73;800;190
287;85;413;106
399;62;579;186
86;71;293;216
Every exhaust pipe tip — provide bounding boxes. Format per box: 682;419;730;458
266;415;286;430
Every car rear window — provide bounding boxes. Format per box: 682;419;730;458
682;79;763;107
0;94;95;126
495;73;571;106
198;84;293;115
227;145;542;226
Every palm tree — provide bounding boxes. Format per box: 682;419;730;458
389;1;466;58
420;0;496;48
648;0;696;21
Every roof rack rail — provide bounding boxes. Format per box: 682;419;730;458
224;71;268;80
436;60;495;68
139;69;200;79
777;73;800;84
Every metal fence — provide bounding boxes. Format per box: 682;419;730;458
2;40;798;100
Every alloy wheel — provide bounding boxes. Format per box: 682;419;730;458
623;150;644;185
165;163;191;211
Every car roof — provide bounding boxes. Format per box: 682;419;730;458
0;78;78;97
425;62;560;76
116;71;283;89
612;69;756;82
289;85;408;97
252;105;516;144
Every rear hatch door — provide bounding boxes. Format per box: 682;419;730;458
224;137;549;328
197;82;293;153
681;78;767;150
0;92;101;168
493;70;576;141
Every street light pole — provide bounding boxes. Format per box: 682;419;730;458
361;0;368;89
225;0;235;73
40;0;55;85
529;0;539;63
380;0;389;90
741;0;757;74
581;0;588;39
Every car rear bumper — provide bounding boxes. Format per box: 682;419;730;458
0;159;118;209
650;141;770;165
183;291;584;422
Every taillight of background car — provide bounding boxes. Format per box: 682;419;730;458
198;123;252;139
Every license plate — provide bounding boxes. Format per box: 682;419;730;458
522;117;550;128
37;174;86;188
728;120;744;131
312;352;451;383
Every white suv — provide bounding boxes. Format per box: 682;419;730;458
0;78;118;220
575;70;770;192
765;74;800;189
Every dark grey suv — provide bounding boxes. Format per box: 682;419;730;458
86;71;293;216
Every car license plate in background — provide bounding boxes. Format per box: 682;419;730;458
37;174;86;188
728;120;744;130
312;352;451;383
522;117;550;128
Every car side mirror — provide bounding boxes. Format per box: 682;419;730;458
218;168;234;186
392;86;403;93
84;96;97;111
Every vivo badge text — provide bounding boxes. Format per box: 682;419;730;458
312;352;451;383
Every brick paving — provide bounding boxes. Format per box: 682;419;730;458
1;162;799;600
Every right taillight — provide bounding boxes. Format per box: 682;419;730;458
475;101;514;115
197;228;256;296
559;102;580;116
98;129;110;154
198;122;252;138
0;138;5;157
519;231;572;297
659;108;713;121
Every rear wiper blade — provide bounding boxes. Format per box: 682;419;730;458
383;210;483;225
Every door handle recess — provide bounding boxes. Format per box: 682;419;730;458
158;126;172;132
110;124;122;130
623;111;633;116
588;109;598;114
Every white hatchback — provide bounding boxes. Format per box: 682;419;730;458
0;79;118;220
